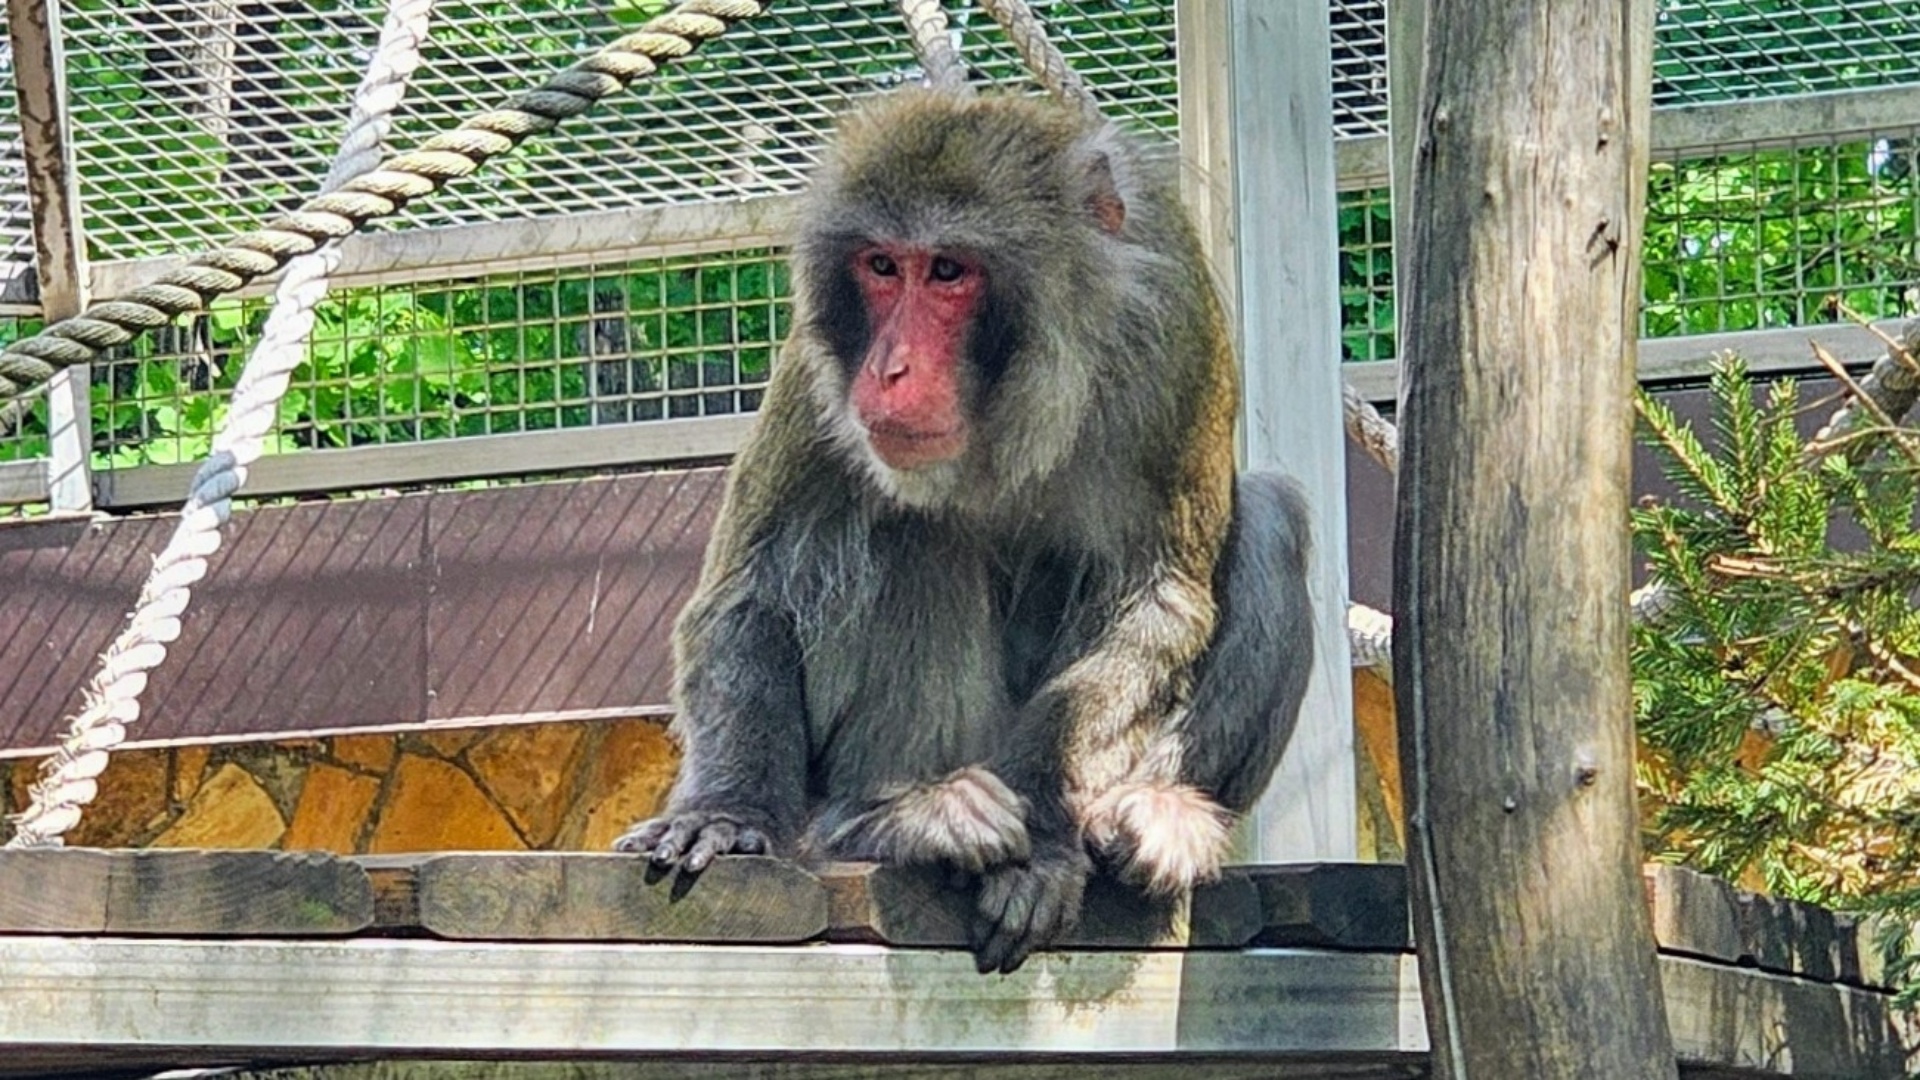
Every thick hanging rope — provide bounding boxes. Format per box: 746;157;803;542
0;0;768;436
974;0;1098;119
3;0;440;849
897;0;971;94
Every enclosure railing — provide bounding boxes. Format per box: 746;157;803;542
1;1;1916;511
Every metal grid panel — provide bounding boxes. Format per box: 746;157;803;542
1642;130;1920;338
0;315;49;462
1338;186;1394;363
0;49;35;289
61;1;1179;262
1329;0;1387;139
95;250;790;466
1655;1;1920;104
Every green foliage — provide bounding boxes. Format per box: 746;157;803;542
1632;357;1920;1000
1641;141;1919;337
77;252;790;467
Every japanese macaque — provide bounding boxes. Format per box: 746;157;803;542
617;90;1315;974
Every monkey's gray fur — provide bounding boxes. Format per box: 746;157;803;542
617;91;1315;974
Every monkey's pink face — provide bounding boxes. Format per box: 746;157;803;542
847;245;985;471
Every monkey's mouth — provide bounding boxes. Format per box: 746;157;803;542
863;421;969;470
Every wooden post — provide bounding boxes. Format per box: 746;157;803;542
9;0;92;513
1176;0;1357;861
1391;2;1675;1078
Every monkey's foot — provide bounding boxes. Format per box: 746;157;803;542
971;846;1091;975
1079;781;1234;897
613;810;772;873
823;766;1031;873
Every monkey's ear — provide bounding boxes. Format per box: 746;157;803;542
1084;152;1127;236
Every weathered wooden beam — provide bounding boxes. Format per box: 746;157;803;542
820;862;1263;949
1644;865;1873;987
359;852;828;943
1391;2;1676;1077
1246;862;1410;951
0;936;1906;1078
0;938;1430;1067
0;848;372;934
217;1062;1432;1080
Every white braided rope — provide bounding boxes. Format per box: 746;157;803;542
5;0;437;849
898;0;970;93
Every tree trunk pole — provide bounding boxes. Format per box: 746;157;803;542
1391;3;1675;1078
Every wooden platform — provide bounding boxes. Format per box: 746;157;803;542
0;851;1910;1078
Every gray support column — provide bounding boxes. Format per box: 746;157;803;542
1178;0;1357;861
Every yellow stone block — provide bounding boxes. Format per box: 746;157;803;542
152;763;287;849
331;733;397;774
467;722;585;848
368;753;525;853
284;763;382;853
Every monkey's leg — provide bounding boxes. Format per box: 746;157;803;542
614;593;811;871
811;765;1032;873
1081;471;1316;895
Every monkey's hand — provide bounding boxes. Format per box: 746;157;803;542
970;842;1091;975
1080;781;1235;897
821;766;1031;873
613;810;773;872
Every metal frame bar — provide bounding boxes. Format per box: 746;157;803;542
7;318;1875;509
1343;320;1909;405
92;413;754;509
88;194;801;301
1338;80;1920;191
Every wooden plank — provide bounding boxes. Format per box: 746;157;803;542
820;863;1264;949
0;937;1430;1068
1661;955;1916;1078
1391;2;1676;1078
385;852;828;943
0;848;371;934
220;1062;1430;1080
0;470;724;752
1246;863;1411;950
0;936;1903;1077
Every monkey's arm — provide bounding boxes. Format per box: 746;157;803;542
615;577;810;869
616;382;819;869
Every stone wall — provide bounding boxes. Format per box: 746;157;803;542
1;717;681;853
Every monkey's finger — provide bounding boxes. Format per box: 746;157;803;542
736;827;770;855
612;817;671;854
651;815;707;867
1027;878;1073;954
684;820;739;873
996;881;1047;975
973;871;1039;975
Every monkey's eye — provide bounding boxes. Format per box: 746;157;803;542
867;253;899;277
929;256;966;283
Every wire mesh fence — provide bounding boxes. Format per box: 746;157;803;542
59;0;1178;261
88;249;790;467
3;0;1920;501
